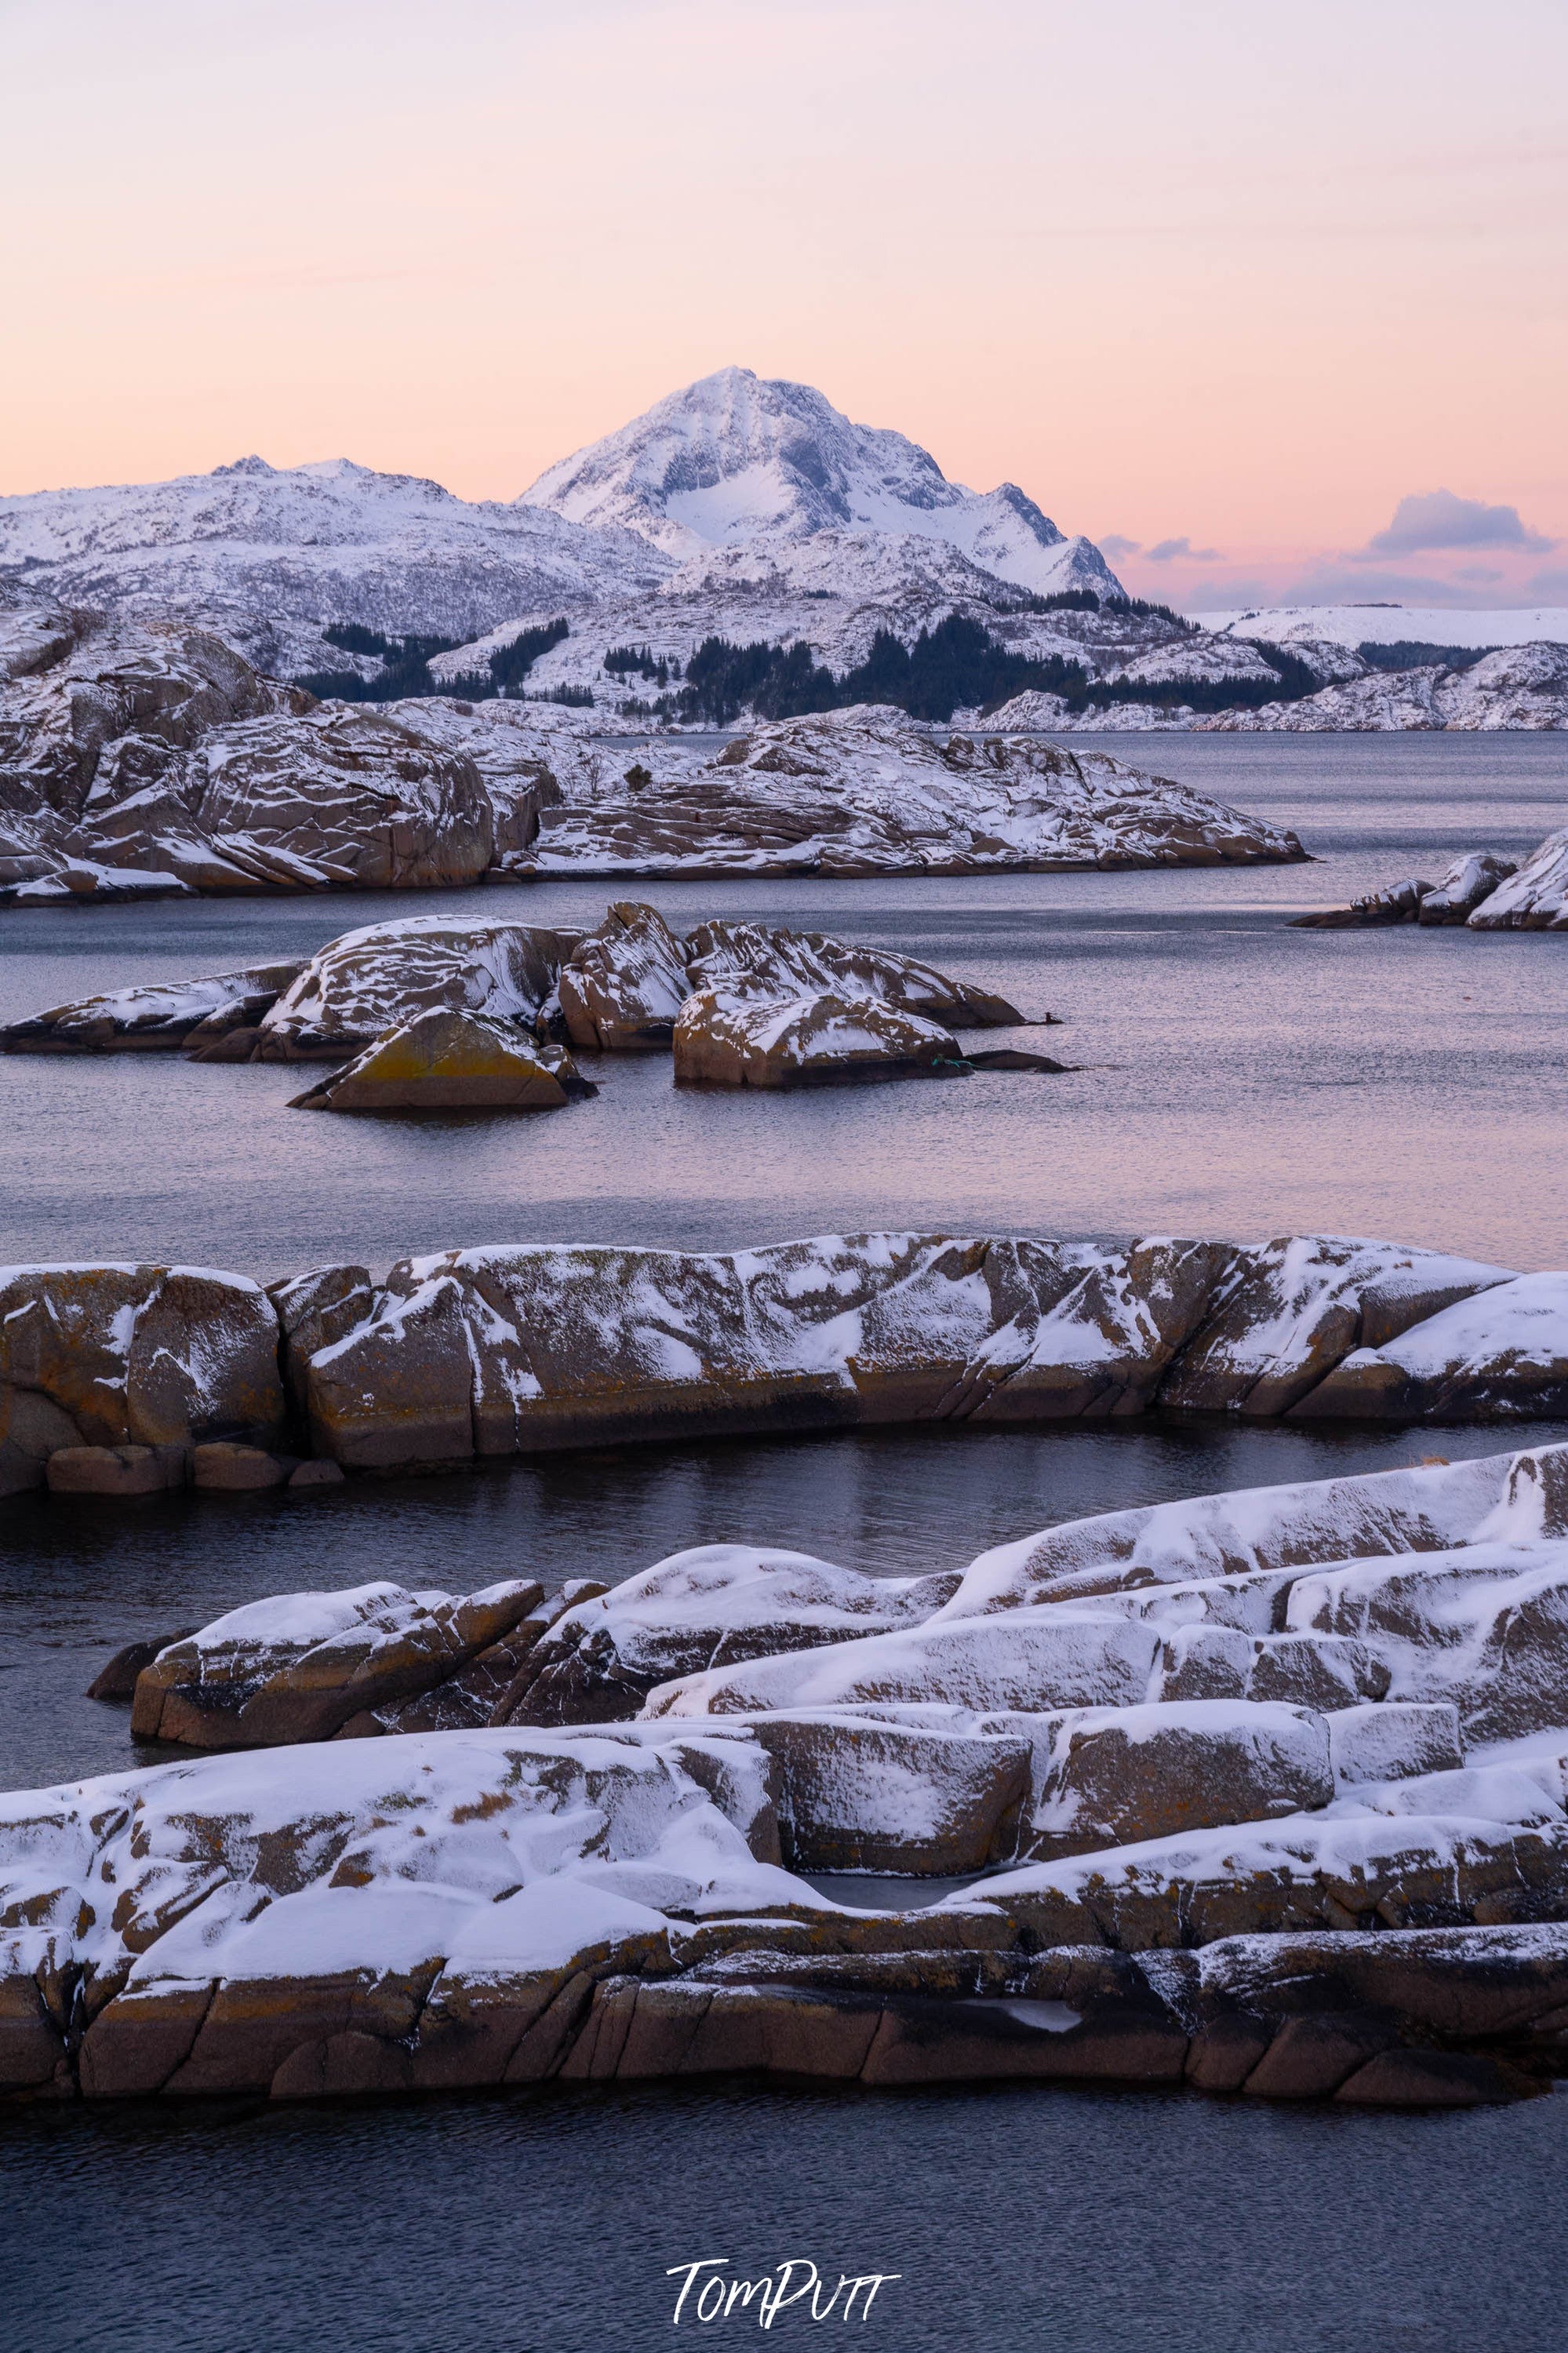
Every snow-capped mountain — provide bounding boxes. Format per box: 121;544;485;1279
0;455;671;677
520;366;1123;599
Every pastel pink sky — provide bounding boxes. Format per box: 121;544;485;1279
3;0;1566;607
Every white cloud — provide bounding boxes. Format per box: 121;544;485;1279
1363;488;1553;556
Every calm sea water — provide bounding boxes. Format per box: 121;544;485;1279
4;734;1568;2351
1;734;1565;1275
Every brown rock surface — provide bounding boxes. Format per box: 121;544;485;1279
287;1009;589;1113
673;987;962;1088
557;901;693;1049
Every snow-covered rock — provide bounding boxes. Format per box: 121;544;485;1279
0;609;557;898
672;989;962;1090
253;915;579;1057
515;708;1307;877
643;1606;1164;1718
129;1577;547;1747
1467;826;1568;929
499;1545;959;1728
945;1443;1561;1616
0;962;303;1052
1200;645;1568;734
1420;853;1519;923
519;366;1123;600
556;901;694;1050
0;1262;284;1493
1157;1233;1513;1418
682;916;1024;1026
1293;1273;1568;1422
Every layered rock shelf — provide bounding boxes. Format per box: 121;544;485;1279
3;1229;1567;1499
10;1442;1568;2109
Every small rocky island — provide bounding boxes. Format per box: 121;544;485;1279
0;603;1304;902
1;902;1060;1101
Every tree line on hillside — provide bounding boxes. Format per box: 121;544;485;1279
298;617;571;702
649;616;1322;727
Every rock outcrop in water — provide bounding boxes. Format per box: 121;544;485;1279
2;905;1033;1099
12;1442;1568;2108
1292;833;1568;932
8;1226;1564;1497
286;1011;593;1113
0;608;549;899
513;709;1307;879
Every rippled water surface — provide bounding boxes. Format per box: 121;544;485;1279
4;736;1568;2351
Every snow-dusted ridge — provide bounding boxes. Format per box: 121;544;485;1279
520;366;1124;600
0;453;671;679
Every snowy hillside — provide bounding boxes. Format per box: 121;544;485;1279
429;529;1187;712
520;366;1123;599
1196;604;1568;652
0;455;671;678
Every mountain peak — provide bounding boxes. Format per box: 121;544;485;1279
519;370;1122;599
211;455;277;478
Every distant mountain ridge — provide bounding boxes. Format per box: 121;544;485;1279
0;453;669;678
521;366;1122;599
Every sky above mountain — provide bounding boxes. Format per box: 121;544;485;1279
2;0;1563;610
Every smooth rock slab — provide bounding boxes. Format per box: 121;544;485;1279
287;1010;591;1113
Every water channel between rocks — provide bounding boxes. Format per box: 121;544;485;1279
4;734;1568;2353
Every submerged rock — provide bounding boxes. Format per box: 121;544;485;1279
287;1011;592;1113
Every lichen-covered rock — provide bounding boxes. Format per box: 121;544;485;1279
287;1010;591;1113
500;1546;960;1728
0;1262;284;1491
673;987;962;1088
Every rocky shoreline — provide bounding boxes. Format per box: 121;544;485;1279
9;1438;1568;2111
2;1228;1566;1502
